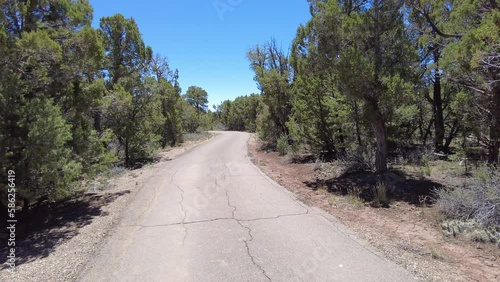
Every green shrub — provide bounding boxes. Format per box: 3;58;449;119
256;104;282;145
420;154;431;176
276;134;289;156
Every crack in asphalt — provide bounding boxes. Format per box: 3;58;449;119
239;212;309;222
128;154;309;281
235;219;272;282
118;212;312;229
225;187;237;218
217;162;272;282
170;170;188;246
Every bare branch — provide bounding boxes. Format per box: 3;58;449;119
412;3;463;39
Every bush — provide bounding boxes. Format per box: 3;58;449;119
289;139;300;156
419;154;431;177
276;134;289;156
256;105;280;145
337;146;375;173
21;98;82;201
441;219;499;245
435;168;500;229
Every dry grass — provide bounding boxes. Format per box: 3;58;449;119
183;131;213;143
429;247;444;260
346;186;364;207
327;195;337;205
372;182;390;207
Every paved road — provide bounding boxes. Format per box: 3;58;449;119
79;132;415;282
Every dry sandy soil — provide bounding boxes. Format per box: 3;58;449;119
247;134;500;282
0;134;213;282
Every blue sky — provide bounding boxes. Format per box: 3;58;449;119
89;0;311;107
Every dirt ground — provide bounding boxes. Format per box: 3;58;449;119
248;134;500;282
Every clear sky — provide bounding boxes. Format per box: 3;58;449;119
89;0;311;107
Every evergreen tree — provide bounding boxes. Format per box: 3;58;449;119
439;0;500;163
248;39;293;144
184;86;209;116
151;54;183;147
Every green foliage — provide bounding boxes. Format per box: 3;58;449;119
420;154;432;177
180;86;212;133
218;94;261;132
21;98;82;200
182;100;201;133
248;40;292;143
199;111;214;131
152;55;183;147
276;134;289;156
287;73;350;156
103;78;163;164
439;3;500;163
184;86;209;114
159;86;183;146
256;104;281;144
100;13;152;84
2;0;499;208
287;0;418;171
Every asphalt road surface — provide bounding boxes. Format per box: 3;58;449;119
79;131;415;282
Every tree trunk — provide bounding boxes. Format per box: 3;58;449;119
433;75;445;150
443;118;460;153
22;197;30;213
93;111;102;132
353;100;363;146
125;138;130;167
370;0;387;174
432;49;445;151
368;101;388;173
489;85;500;164
423;117;434;146
169;120;177;147
316;91;336;158
23;0;39;33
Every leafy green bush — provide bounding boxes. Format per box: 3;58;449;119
21;98;83;201
276;134;289;156
420;154;431;176
256;105;280;145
